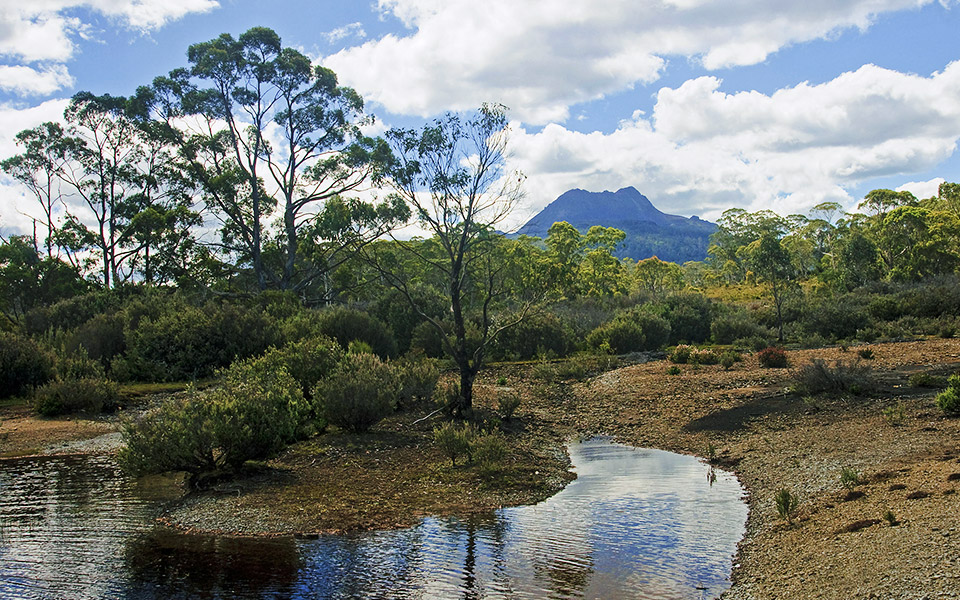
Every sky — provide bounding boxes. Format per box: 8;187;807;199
1;0;959;235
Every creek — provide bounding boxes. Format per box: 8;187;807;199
0;438;747;599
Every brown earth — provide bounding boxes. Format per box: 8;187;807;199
3;339;960;598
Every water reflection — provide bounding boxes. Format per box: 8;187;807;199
0;438;747;600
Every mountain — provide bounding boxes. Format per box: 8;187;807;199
515;187;716;263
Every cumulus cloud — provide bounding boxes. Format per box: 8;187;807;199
501;62;960;227
898;177;946;199
324;22;366;44
326;0;953;124
0;65;75;96
0;0;217;94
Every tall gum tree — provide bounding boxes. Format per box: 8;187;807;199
370;104;533;417
153;27;404;295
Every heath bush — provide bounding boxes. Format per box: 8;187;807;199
794;359;872;395
313;353;398;433
33;377;119;416
758;346;789;369
395;354;440;409
0;331;54;398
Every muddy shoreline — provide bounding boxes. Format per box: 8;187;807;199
3;338;960;598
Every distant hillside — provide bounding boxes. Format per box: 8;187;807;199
515;187;716;263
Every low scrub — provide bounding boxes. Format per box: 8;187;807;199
936;374;960;416
758;346;789;369
314;353;398;432
586;311;670;354
433;421;475;466
33;377;119;416
794;358;872;395
395;354;440;409
0;331;54;398
119;364;307;477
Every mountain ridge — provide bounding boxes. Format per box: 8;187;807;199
515;187;716;263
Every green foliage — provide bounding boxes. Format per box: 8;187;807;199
857;348;875;360
651;293;714;345
774;488;800;523
840;467;861;489
119;364;307;476
908;372;945;388
314;353;398;432
395;354;440;409
489;311;575;360
307;306;397;358
433;421;475;466
666;365;681;376
472;431;508;474
347;340;374;355
0;331;54;398
757;346;789;368
244;337;343;403
497;391;521;420
531;357;558;382
881;402;905;425
936;375;960;415
669;344;693;364
33;377;119;416
120;301;279;382
54;347;105;380
711;309;772;345
586;310;670;354
720;350;739;371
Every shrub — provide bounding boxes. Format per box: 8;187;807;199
857;348;875;360
908;372;946;388
690;348;720;365
840;467;861;489
395;354;440;409
33;377;119;416
936;374;960;415
314;353;398;432
774;488;800;523
65;312;126;367
489;312;575;360
882;402;906;425
119;365;307;476
648;294;713;345
497;391;521;420
434;380;461;410
240;336;343;406
794;359;872;395
666;365;681;376
711;310;771;345
0;331;54;398
55;348;105;381
586;311;670;354
758;346;789;368
433;421;475;466
720;351;738;371
532;358;558;382
669;344;693;364
472;431;508;474
309;307;397;359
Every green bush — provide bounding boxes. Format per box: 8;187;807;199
433;421;475;466
489;312;575;360
0;331;54;398
775;488;800;523
395;354;440;409
720;350;740;371
758;346;789;368
908;372;946;388
408;321;446;358
33;377;119;416
121;302;279;382
711;310;771;345
497;391;521;420
666;365;681;376
119;364;307;476
291;307;397;359
472;431;508;473
840;467;861;489
65;312;126;367
652;294;714;345
314;353;398;432
55;347;105;381
669;344;693;364
586;311;670;354
240;336;343;406
936;374;960;415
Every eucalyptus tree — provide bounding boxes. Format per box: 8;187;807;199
370;104;532;416
1;122;73;258
152;27;404;294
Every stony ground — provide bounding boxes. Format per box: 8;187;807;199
497;340;960;600
3;339;960;598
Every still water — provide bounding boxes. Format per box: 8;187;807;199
0;438;747;599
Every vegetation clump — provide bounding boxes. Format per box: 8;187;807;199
936;374;960;415
0;331;54;398
33;377;119;417
497;391;521;420
774;488;800;523
758;346;789;368
433;421;475;466
314;353;398;433
794;358;872;395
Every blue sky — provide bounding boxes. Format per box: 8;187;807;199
1;0;959;234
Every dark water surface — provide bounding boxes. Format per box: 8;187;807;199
0;438;747;599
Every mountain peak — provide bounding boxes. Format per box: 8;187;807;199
515;187;717;263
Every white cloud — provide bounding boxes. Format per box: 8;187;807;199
502;61;960;227
897;177;945;199
324;22;366;45
0;64;75;96
326;0;953;124
0;1;217;95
